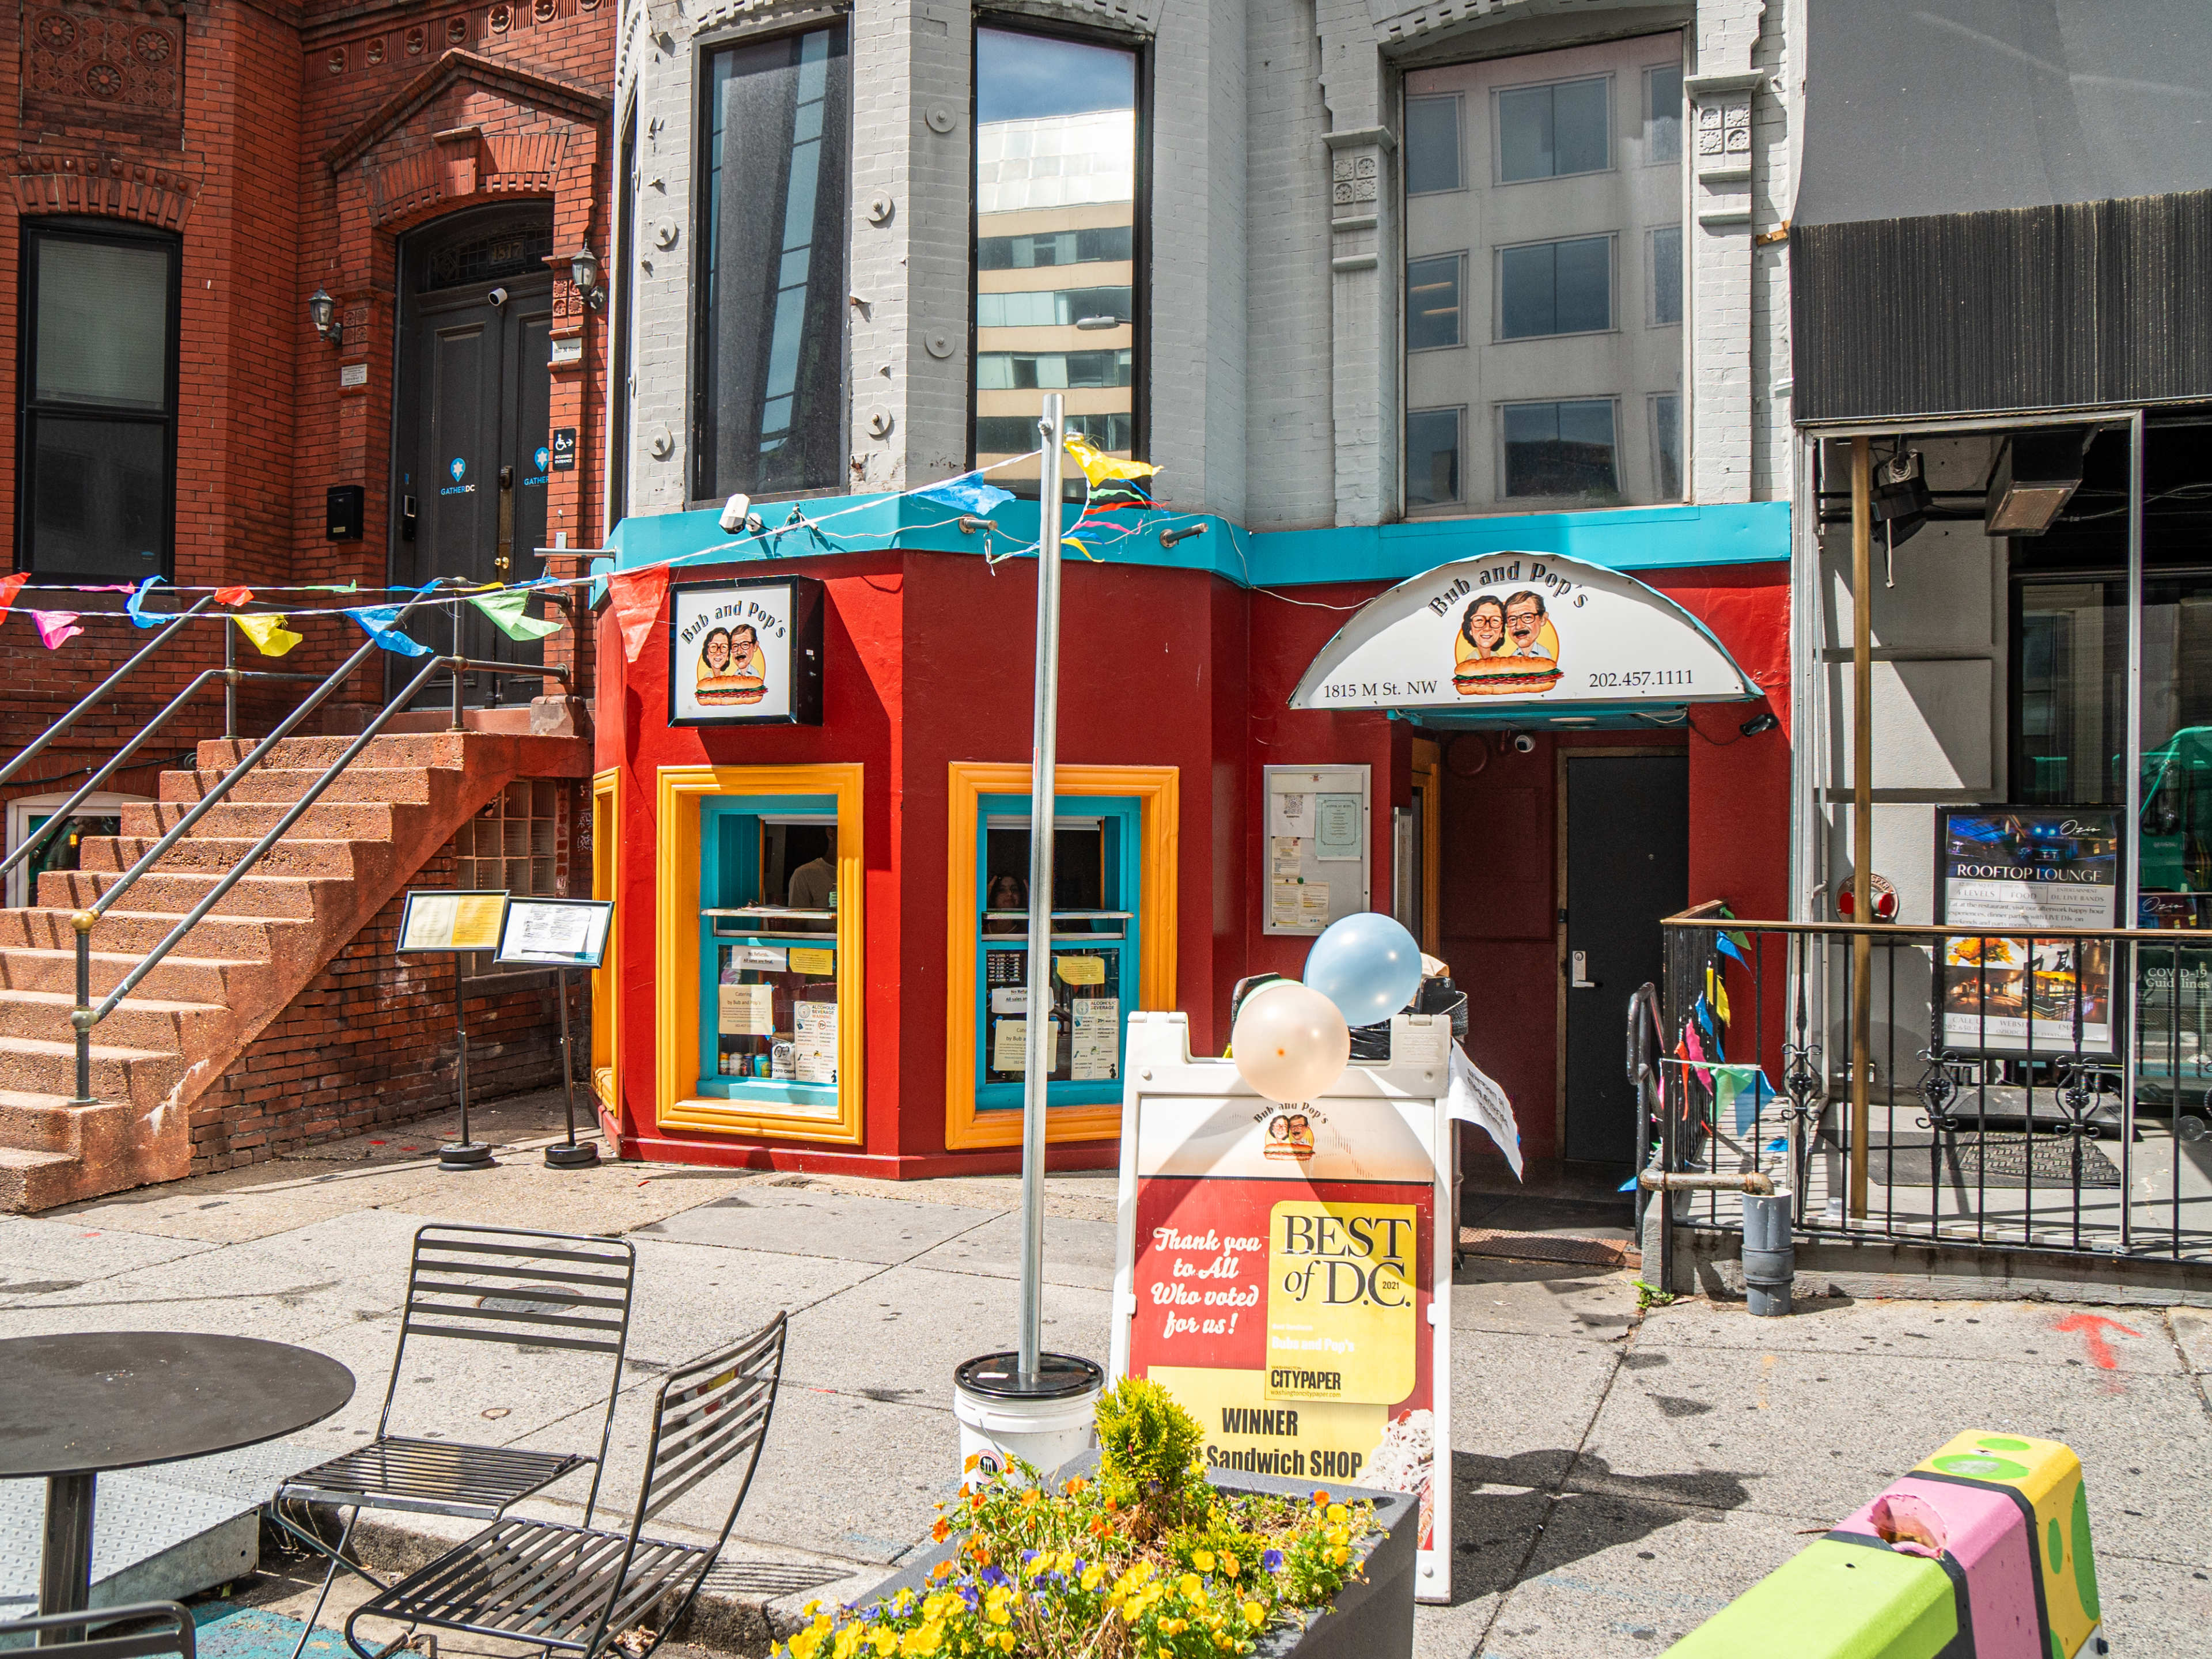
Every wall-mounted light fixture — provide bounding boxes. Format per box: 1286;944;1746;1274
569;244;607;312
1871;448;1932;547
1985;429;2087;535
307;288;343;348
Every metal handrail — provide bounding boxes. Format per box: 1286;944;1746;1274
0;594;221;790
1;666;320;885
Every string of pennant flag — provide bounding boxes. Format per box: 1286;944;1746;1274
0;435;1180;662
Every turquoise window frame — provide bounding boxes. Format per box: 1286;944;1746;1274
973;792;1141;1112
695;792;840;1106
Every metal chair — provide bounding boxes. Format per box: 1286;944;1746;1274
270;1225;638;1658
0;1602;195;1659
343;1313;789;1659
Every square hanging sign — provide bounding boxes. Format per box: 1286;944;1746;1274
668;575;825;727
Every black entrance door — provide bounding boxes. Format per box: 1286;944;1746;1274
392;209;554;702
1563;752;1688;1165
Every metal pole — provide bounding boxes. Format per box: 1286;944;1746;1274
1018;394;1066;1381
1850;436;1873;1221
546;966;599;1168
71;916;93;1106
37;1472;94;1638
2122;411;2145;1246
224;615;237;742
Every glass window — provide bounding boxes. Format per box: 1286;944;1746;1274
1406;254;1464;350
20;222;176;579
1649;225;1682;325
1405;36;1680;513
1501;399;1618;499
1643;63;1683;163
610;104;636;528
1498;236;1611;339
1650;394;1681;500
1497;75;1609;182
974;28;1140;486
696;27;850;501
1406;408;1463;507
1405;95;1462;194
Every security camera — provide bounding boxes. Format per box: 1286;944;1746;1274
486;286;508;308
1509;732;1536;755
719;493;753;533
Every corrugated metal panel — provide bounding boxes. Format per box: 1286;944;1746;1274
1792;190;2212;422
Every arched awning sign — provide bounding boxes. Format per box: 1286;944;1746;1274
1287;552;1758;711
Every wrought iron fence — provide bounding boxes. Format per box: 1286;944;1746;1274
1657;903;2212;1263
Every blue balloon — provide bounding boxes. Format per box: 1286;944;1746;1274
1304;912;1423;1027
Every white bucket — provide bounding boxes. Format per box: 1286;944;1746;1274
953;1352;1104;1489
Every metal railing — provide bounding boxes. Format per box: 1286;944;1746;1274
12;583;570;1107
1657;903;2212;1265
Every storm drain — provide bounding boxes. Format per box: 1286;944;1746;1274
1457;1228;1638;1268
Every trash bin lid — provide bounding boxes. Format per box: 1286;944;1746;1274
955;1351;1105;1402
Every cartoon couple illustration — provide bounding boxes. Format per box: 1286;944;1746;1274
1452;589;1564;696
695;623;768;706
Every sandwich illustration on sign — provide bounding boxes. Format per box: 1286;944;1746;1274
1453;589;1563;697
695;623;768;706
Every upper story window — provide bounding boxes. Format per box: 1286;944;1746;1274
694;26;850;502
972;26;1141;491
1402;35;1684;514
18;219;177;579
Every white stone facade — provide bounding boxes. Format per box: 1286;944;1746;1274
609;0;1791;531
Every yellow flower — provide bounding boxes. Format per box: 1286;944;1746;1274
1179;1574;1202;1601
870;1628;900;1656
1056;1550;1077;1574
790;1625;826;1659
1330;1546;1348;1566
997;1637;1015;1654
1325;1503;1349;1525
1081;1563;1107;1591
834;1627;866;1659
1241;1602;1264;1628
1192;1550;1215;1573
1325;1528;1348;1548
1121;1603;1142;1625
899;1622;944;1657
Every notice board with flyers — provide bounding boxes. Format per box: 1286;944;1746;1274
1108;1011;1452;1603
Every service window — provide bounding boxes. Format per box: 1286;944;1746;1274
974;797;1142;1111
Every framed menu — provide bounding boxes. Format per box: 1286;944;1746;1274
397;890;509;954
494;897;613;969
1933;807;2122;1058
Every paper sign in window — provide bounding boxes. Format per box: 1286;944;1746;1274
718;982;774;1036
1056;955;1106;986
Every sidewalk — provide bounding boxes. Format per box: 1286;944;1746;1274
3;1088;2209;1656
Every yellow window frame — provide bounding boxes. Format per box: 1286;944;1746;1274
943;762;1178;1151
654;762;866;1145
590;767;622;1119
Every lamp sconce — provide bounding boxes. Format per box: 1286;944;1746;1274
569;245;607;312
306;288;343;348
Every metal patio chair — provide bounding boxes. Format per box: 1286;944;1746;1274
0;1602;195;1659
342;1312;789;1659
270;1225;638;1659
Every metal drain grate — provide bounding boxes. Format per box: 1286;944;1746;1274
702;1560;852;1599
1457;1228;1638;1268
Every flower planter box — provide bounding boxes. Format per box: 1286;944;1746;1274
858;1457;1419;1659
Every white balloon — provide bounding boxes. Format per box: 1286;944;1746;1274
1232;980;1351;1104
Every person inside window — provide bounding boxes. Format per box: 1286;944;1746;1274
787;828;837;910
984;873;1027;934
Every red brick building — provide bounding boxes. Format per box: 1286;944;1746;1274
0;0;618;1205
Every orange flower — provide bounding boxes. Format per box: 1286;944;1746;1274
1311;1491;1330;1508
1088;1517;1109;1537
970;1495;986;1513
931;1518;951;1543
930;1561;955;1582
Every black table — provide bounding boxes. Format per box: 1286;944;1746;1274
0;1332;355;1636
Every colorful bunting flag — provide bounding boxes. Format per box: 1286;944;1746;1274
469;590;561;641
233;613;302;657
1705;965;1732;1026
915;476;1014;516
0;573;28;620
1704;1063;1777;1135
124;575;166;628
31;611;81;649
1063;433;1158;487
346;605;432;656
1713;933;1749;967
214;586;253;606
607;565;669;663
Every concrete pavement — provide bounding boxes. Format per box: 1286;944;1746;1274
3;1088;2208;1656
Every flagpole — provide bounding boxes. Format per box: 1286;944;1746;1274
1018;395;1065;1383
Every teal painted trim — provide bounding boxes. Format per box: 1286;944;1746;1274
606;494;1791;590
696;792;841;1099
694;1077;840;1105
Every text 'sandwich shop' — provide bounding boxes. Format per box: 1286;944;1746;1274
588;499;1791;1182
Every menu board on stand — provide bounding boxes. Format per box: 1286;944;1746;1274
1108;1011;1452;1603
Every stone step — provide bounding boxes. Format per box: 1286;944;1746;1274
78;835;362;878
0;1086;101;1153
0;1144;85;1211
158;766;438;807
38;869;338;921
120;798;401;843
0;947;251;1003
0;1035;183;1110
0;907;293;960
0;987;222;1050
194;732;470;772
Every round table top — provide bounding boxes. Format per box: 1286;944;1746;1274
0;1331;356;1479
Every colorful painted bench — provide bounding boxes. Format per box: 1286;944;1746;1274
1666;1431;2105;1658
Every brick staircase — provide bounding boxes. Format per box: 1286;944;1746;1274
0;730;588;1210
